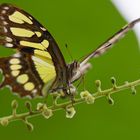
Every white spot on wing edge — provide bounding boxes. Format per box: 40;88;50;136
32;89;37;94
3;21;8;25
0;16;4;20
6;37;12;42
5;43;13;47
29;16;33;20
32;89;38;97
3;27;7;33
3;6;9;10
13;53;21;58
5;84;33;99
40;27;46;31
1;10;6;14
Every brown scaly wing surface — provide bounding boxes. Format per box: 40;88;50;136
0;3;46;49
0;52;44;98
0;3;67;98
0;3;66;69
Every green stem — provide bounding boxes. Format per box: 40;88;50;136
1;78;140;124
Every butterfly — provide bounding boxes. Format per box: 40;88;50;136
0;3;139;98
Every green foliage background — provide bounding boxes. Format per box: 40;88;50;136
0;0;140;139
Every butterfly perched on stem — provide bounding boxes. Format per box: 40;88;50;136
0;3;139;98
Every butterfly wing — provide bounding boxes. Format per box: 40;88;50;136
70;18;140;83
0;3;68;96
0;52;56;98
0;3;52;50
80;18;140;66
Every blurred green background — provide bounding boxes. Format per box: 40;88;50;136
0;0;140;139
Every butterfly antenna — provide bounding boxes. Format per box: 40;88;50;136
65;44;73;61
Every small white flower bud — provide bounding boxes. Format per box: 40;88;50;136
42;108;53;119
66;107;76;119
36;103;44;111
80;91;95;104
37;103;53;119
0;119;9;126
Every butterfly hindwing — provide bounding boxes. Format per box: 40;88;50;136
0;52;54;98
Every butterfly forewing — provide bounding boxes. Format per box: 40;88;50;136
0;3;49;50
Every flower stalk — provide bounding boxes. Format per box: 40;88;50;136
0;77;140;130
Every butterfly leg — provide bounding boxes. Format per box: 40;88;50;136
75;73;86;91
